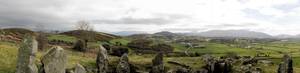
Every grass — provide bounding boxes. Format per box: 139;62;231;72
47;34;77;43
0;41;97;73
0;42;18;73
109;38;131;45
1;39;300;73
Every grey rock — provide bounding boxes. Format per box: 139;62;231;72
96;45;109;73
40;46;67;73
175;68;191;73
258;60;273;66
116;54;130;73
150;53;164;73
196;68;208;73
278;54;293;73
16;35;38;73
252;68;262;73
75;64;86;73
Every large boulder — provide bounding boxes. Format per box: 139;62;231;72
278;54;293;73
96;45;109;73
201;58;232;73
16;35;38;73
150;53;165;73
40;46;67;73
116;54;130;73
75;64;87;73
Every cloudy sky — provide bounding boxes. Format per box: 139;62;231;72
1;0;300;35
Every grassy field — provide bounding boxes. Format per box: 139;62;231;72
1;38;300;73
47;34;78;43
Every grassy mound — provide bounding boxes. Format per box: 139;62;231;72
0;28;36;41
61;30;120;42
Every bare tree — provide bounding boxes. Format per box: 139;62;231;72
75;20;96;42
76;20;94;31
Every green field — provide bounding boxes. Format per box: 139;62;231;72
1;37;300;73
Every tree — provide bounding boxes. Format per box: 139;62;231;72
75;20;93;31
74;20;95;42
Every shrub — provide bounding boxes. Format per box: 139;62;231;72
73;39;87;52
127;39;153;50
151;43;174;53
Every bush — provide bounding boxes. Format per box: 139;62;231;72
110;46;129;57
151;44;174;53
127;39;174;53
127;39;153;50
73;39;87;52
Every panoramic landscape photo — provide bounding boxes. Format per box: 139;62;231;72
1;0;300;73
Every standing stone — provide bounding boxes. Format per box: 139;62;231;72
75;64;87;73
40;46;67;73
150;53;164;73
37;32;47;50
96;45;109;73
16;35;38;73
116;54;130;73
73;39;87;52
278;54;293;73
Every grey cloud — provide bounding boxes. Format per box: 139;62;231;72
205;23;258;28
163;28;207;32
92;14;190;25
0;0;72;30
92;17;173;25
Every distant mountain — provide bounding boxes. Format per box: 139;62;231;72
153;31;180;39
195;30;273;38
154;31;178;36
274;34;294;38
274;34;300;38
113;31;147;36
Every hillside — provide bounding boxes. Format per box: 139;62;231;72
196;30;273;38
0;28;36;42
61;30;120;42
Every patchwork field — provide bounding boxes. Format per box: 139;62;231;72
1;37;300;73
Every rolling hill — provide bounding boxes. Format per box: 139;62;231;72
194;30;273;38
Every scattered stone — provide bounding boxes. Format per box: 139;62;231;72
213;60;232;73
252;68;262;73
175;68;191;73
201;54;214;63
196;68;208;73
40;46;67;73
66;69;75;73
278;54;293;73
150;53;165;73
258;60;273;66
16;35;38;73
96;45;109;73
116;54;130;73
75;64;86;73
201;58;232;73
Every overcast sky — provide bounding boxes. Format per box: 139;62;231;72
0;0;300;35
